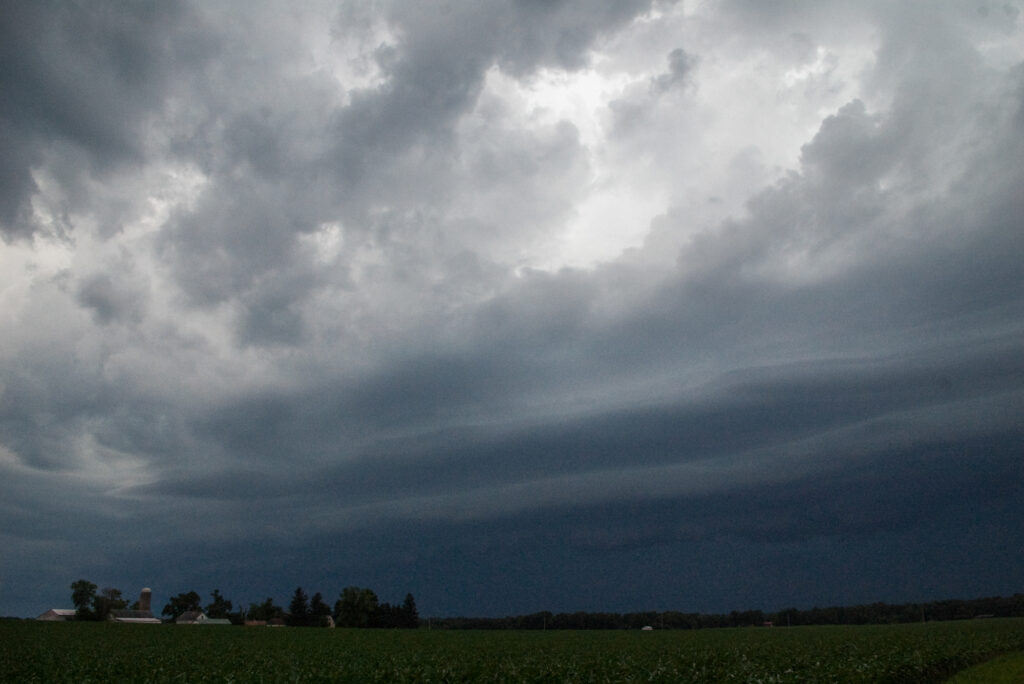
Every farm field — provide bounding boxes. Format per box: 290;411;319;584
2;618;1023;683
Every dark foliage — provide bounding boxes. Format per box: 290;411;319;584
162;591;202;621
247;597;285;622
428;594;1024;630
329;587;418;629
205;589;234;620
68;581;127;621
309;592;332;627
287;587;310;627
70;579;97;621
92;587;126;621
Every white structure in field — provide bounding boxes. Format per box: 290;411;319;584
37;608;76;621
110;587;161;624
176;611;231;625
37;587;161;623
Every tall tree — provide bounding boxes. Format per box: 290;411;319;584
70;579;97;621
162;590;202;620
309;592;331;627
287;587;310;626
93;587;127;621
334;586;378;628
402;593;419;629
205;589;233;619
248;597;284;622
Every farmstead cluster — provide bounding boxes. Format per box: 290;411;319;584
38;581;418;629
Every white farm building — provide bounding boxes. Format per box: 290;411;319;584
37;608;76;621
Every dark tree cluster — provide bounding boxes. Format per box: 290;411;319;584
206;589;234;619
247;596;284;623
242;586;418;628
69;580;128;621
766;594;1024;627
247;586;418;628
162;590;201;620
332;587;419;628
284;587;333;627
429;594;1024;630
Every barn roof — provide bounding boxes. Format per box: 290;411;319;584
113;616;162;624
110;608;161;623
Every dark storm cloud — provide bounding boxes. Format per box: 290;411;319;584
174;20;1024;544
152;0;654;323
0;0;207;238
127;328;1023;520
2;1;1023;619
75;272;148;325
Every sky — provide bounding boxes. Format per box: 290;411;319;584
2;0;1023;620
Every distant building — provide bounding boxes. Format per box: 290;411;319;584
109;588;161;624
37;588;160;623
37;608;76;621
109;609;162;624
176;611;231;625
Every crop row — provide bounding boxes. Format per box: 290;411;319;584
2;617;1023;682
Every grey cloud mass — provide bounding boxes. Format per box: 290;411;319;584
2;1;1023;619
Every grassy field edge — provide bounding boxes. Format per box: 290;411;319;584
945;650;1024;683
3;618;1024;682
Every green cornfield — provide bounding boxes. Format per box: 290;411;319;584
2;618;1022;682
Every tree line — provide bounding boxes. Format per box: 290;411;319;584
68;580;418;628
239;586;419;628
63;581;1024;629
429;594;1024;630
